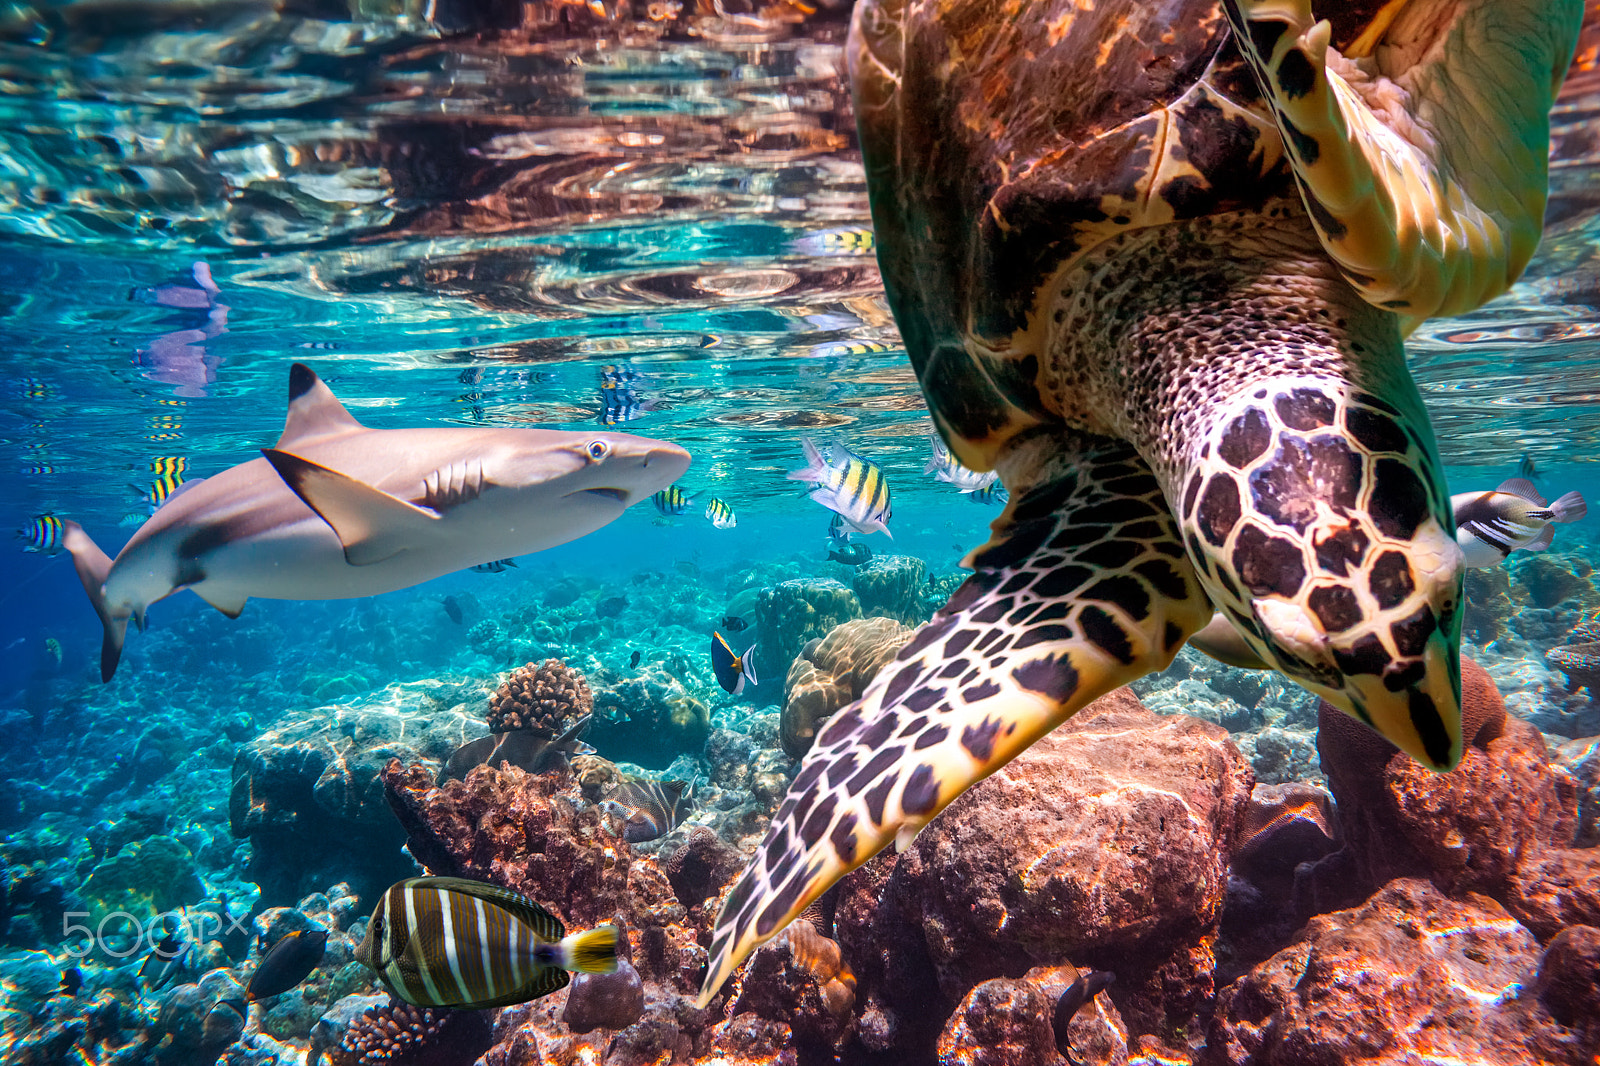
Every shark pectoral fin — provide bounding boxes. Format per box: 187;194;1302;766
262;448;441;567
193;585;248;619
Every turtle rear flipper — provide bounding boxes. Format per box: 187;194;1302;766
1225;0;1583;329
695;429;1211;1008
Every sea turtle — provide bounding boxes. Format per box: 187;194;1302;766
697;0;1584;1004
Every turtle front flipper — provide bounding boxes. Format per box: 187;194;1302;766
1224;0;1583;328
695;429;1211;1008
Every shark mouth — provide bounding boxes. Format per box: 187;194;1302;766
570;487;631;504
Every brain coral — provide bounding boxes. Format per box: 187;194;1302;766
782;617;914;757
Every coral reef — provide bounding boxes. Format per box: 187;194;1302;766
485;659;593;734
1513;552;1600;611
780;616;913;758
80;835;205;925
834;687;1252;1052
1206;879;1598;1065
754;578;863;694
665;825;742;910
849;554;929;625
1553;736;1600;847
229;682;483;905
937;965;1128;1066
326;1000;493;1066
588;664;710;769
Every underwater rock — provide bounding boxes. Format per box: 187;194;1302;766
1503;848;1600;942
727;919;856;1052
379;760;704;992
1530;924;1600;1033
701;1013;797;1066
1547;641;1600;697
484;658;593;734
230;682;484;907
80;834;205;927
1513;552;1600;611
781;616;913;757
1463;566;1519;643
755;578;863;698
837;687;1251;1040
1552;735;1600;847
850;554;929;625
1303;658;1580;922
1231;726;1320;785
563;958;645;1032
151;968;248;1066
1205;879;1597;1065
589;663;710;769
937;964;1128;1066
665;825;742;909
326;998;493;1066
1220;783;1340;974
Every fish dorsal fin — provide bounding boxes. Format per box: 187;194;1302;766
1496;477;1547;507
262;449;440;566
275;363;363;450
407;876;566;942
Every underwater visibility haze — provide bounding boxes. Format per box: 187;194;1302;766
1;2;1600;1064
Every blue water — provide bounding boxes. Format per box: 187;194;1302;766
1;4;1599;1063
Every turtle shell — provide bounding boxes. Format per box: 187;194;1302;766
848;0;1397;470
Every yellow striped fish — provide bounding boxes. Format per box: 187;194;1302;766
704;497;736;529
790;226;876;256
145;472;187;511
18;514;64;553
149;456;188;479
807;340;896;360
355;877;618;1009
653;485;695;516
787;438;892;537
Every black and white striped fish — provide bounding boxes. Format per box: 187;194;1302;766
653;485;695;516
704;497;736;529
924;434;997;494
470;558;518;574
600;777;692;843
355;877;617;1009
1451;477;1587;568
788;438;892;537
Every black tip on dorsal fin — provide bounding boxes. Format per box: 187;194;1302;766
289;362;317;403
277;363;363;450
1496;477;1547;507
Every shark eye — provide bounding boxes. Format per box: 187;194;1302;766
586;440;611;461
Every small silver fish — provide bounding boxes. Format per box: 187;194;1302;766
1451;477;1586;568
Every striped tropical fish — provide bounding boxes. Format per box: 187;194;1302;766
18;514;65;553
355;877;618;1009
145;470;188;511
653;485;695;516
149;456;188;479
790;226;875;256
704;497;736;529
787;438;892;537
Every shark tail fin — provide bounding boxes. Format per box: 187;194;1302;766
1551;491;1587;523
61;521;127;682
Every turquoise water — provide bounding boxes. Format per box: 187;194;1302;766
1;4;1599;1062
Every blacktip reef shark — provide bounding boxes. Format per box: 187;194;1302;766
64;363;690;681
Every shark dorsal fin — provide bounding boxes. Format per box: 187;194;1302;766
276;363;363;450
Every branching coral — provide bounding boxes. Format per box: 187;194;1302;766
486;659;593;734
327;1001;491;1066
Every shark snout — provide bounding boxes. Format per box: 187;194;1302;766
570;437;690;506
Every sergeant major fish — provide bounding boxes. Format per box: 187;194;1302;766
355;877;618;1009
788;438;892;537
653;485;695;516
18;514;64;553
472;558;519;573
924;434;997;494
705;498;737;529
61;363;689;681
1451;477;1587;568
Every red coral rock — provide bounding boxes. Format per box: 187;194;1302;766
379;760;703;993
726;924;854;1052
837;687;1252;1042
938;965;1128;1066
1205;879;1598;1065
1303;657;1581;926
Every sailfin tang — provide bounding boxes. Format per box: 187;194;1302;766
262;449;440;566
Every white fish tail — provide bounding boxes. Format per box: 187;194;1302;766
787;438;830;483
62;521;127;683
559;926;620;974
743;644;758;688
1550;491;1587;523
